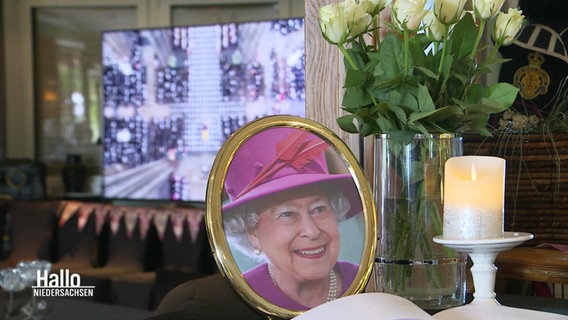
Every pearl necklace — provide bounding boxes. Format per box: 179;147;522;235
268;266;338;302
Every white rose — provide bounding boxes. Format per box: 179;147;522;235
319;2;350;45
342;0;371;38
360;0;391;15
472;0;506;20
433;0;467;25
392;0;429;32
423;11;445;41
493;8;525;46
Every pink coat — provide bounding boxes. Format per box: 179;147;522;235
243;260;360;311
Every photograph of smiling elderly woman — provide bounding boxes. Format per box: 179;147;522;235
221;127;364;311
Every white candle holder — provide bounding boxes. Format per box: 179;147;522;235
431;232;568;319
433;232;533;305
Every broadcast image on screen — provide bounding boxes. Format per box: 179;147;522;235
101;18;305;202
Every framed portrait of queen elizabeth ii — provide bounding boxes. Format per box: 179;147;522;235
205;115;376;319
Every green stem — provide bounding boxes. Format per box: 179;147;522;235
372;17;379;50
338;45;359;71
404;30;410;76
469;40;502;91
393;201;409;258
487;42;501;62
437;25;449;76
432;41;440;55
381;137;464;295
469;19;486;61
420;231;443;287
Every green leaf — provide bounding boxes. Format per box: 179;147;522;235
342;87;373;109
479;57;511;69
415;66;438;80
416;85;435;112
387;90;420;113
357;115;375;134
485;82;520;107
441;54;453;79
438;54;454;98
385;103;408;125
407;122;430;137
378;33;405;78
408;105;463;123
371;74;402;93
360;123;378;136
447;14;477;60
464;83;484;102
479;97;512;113
458;113;492;136
345;46;367;70
401;92;419;112
366;52;382;69
344;69;369;88
376;116;394;133
389;130;416;146
408;34;428;68
337;115;359;133
461;82;519;116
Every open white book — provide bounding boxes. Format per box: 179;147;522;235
292;292;568;320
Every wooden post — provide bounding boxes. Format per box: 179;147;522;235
305;0;376;292
304;0;374;182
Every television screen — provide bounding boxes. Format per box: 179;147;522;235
101;18;305;203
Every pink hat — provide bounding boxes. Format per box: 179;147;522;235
222;127;362;218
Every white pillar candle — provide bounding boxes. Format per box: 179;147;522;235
443;156;505;240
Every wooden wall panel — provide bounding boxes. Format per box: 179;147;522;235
304;0;375;182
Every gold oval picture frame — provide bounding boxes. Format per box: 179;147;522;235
205;115;376;319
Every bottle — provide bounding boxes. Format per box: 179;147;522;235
62;154;86;193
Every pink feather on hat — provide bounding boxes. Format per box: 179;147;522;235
222;127;362;218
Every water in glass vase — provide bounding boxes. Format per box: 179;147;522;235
375;255;467;310
373;134;467;311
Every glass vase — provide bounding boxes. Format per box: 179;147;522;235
373;133;467;311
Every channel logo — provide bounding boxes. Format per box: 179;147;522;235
32;269;94;297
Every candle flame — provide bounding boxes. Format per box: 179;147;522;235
471;164;477;181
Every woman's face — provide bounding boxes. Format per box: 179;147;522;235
247;192;340;282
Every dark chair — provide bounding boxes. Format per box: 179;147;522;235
151;211;214;308
160;209;212;273
151;273;265;320
50;204;101;271
111;208;214;310
74;212;154;303
108;218;161;310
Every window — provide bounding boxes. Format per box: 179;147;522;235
34;7;137;175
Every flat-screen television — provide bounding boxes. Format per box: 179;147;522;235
101;17;305;203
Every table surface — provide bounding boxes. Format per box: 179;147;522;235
3;292;567;320
146;294;568;320
1;297;153;320
45;298;153;320
496;294;568;316
496;247;568;284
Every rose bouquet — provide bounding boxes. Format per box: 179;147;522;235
319;0;525;307
319;0;525;144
